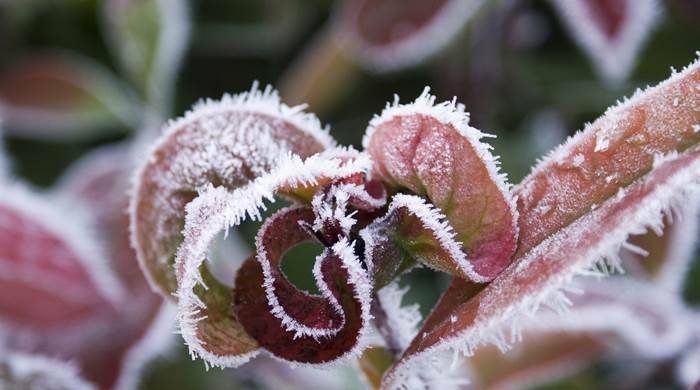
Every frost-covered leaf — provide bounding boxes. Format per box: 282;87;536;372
0;352;96;390
622;201;699;293
174;151;372;368
516;57;700;256
363;88;517;282
234;207;372;365
103;0;190;112
341;0;487;72
550;0;659;83
0;54;138;140
130;84;334;296
373;281;422;355
381;58;700;389
0;185;125;327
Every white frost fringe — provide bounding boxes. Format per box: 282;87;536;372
363;86;518;233
382;149;700;389
361;194;489;283
155;82;334;154
129;82;335;294
174;149;372;369
376;281;422;352
0;183;126;305
0;351;97;390
525;52;700;180
550;0;660;84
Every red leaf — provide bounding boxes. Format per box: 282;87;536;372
363;88;518;282
0;185;124;327
381;58;700;388
0;146;173;390
173;150;372;368
234;207;371;364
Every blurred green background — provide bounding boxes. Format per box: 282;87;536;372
0;0;698;389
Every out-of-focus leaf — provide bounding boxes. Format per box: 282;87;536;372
467;277;694;389
622;202;699;294
550;0;659;84
381;58;700;389
103;0;190;113
0;185;125;327
0;145;174;390
0;352;97;390
0;125;9;179
467;333;601;390
0;54;138;141
340;0;487;71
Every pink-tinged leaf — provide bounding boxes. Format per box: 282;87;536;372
234;207;372;365
0;54;137;140
341;0;487;71
130;84;334;297
516;57;700;256
102;0;190;111
363;88;518;282
26;144;176;390
0;352;97;390
622;202;699;294
550;0;659;83
0;185;125;327
174;151;372;368
381;58;700;389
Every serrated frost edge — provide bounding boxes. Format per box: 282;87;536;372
382;148;700;389
175;150;371;368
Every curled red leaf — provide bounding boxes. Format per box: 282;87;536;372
130;84;334;296
174;150;372;367
233;207;372;365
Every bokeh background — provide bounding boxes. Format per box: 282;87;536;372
0;1;699;389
